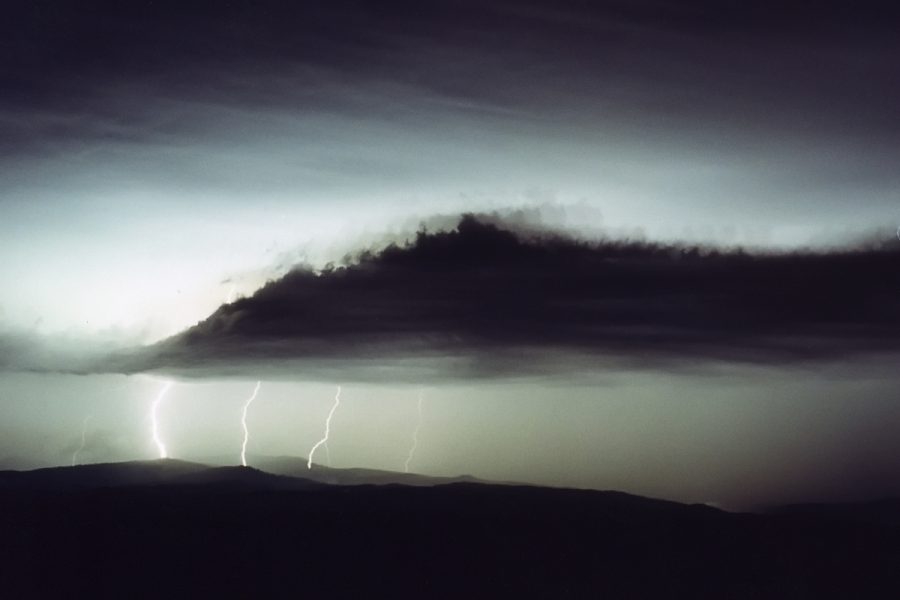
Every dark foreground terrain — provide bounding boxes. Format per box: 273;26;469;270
1;461;899;599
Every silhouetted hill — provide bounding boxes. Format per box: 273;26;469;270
165;465;323;490
250;455;487;486
769;498;900;527
0;460;322;491
1;461;899;598
0;459;209;490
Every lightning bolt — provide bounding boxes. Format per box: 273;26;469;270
240;380;262;467
404;391;424;473
308;385;341;469
71;415;93;467
151;381;173;459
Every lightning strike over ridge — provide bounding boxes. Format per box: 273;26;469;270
151;381;173;459
308;386;341;469
240;380;262;467
71;416;92;467
404;391;424;473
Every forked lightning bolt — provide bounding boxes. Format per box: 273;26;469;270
404;391;424;473
71;416;93;466
240;381;262;467
151;381;173;459
308;386;341;469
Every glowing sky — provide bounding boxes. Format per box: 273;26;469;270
1;1;899;509
2;0;898;339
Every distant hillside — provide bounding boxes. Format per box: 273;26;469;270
249;455;485;487
0;459;321;491
0;459;208;490
2;461;899;598
0;457;491;492
768;498;900;527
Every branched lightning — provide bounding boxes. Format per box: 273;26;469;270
404;391;424;473
151;381;173;459
308;385;341;469
240;380;262;467
71;415;93;467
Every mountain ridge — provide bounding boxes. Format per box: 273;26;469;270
2;459;900;598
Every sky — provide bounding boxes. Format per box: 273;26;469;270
1;0;899;510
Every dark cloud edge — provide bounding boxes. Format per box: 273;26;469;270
2;213;897;382
74;213;898;382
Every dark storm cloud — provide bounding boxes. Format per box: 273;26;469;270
107;215;900;379
3;0;899;157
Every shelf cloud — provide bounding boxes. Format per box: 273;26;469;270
89;215;900;381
